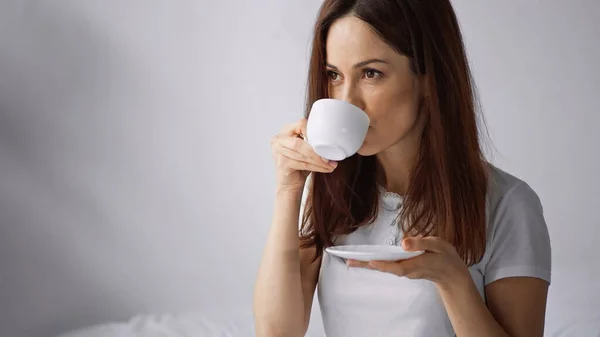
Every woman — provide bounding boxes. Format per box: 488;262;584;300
253;0;551;336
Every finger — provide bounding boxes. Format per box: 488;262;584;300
397;253;440;280
369;256;427;278
300;120;308;140
277;149;336;173
272;141;336;172
278;119;308;138
402;236;447;253
272;141;330;168
368;260;406;276
277;137;335;167
346;259;372;269
370;254;424;270
370;253;443;281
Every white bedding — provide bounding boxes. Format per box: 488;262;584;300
54;263;600;337
57;311;325;337
57;313;251;337
57;307;600;337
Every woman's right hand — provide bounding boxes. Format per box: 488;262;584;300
271;118;338;192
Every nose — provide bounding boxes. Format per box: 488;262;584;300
339;84;365;111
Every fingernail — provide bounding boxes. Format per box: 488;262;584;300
329;161;338;168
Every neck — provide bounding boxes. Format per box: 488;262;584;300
375;110;426;195
375;95;427;196
376;140;419;196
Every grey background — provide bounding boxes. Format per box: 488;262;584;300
0;1;598;336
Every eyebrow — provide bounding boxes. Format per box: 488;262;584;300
326;58;389;70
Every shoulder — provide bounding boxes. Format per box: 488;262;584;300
485;164;544;222
486;164;540;204
481;164;551;284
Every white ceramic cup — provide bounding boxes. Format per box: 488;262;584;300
306;98;370;161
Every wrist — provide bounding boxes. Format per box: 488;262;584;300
276;182;305;194
275;185;304;199
436;265;473;294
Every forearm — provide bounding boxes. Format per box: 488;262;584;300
437;274;509;337
253;188;306;336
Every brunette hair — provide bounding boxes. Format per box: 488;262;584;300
300;0;488;266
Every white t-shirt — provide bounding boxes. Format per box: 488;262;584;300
312;165;551;337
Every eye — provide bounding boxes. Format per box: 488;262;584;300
327;70;340;81
364;68;383;79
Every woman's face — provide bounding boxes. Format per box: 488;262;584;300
326;15;424;157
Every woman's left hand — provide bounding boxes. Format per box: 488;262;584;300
347;237;471;289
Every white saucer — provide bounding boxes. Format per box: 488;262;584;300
325;245;425;262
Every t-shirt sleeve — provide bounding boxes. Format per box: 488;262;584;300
484;182;552;285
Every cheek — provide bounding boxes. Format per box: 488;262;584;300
368;100;419;134
359;95;420;154
365;83;418;126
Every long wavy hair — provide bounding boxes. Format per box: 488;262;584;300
299;0;489;266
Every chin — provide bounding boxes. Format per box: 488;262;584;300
356;145;379;157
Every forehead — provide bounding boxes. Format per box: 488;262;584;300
326;15;393;65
